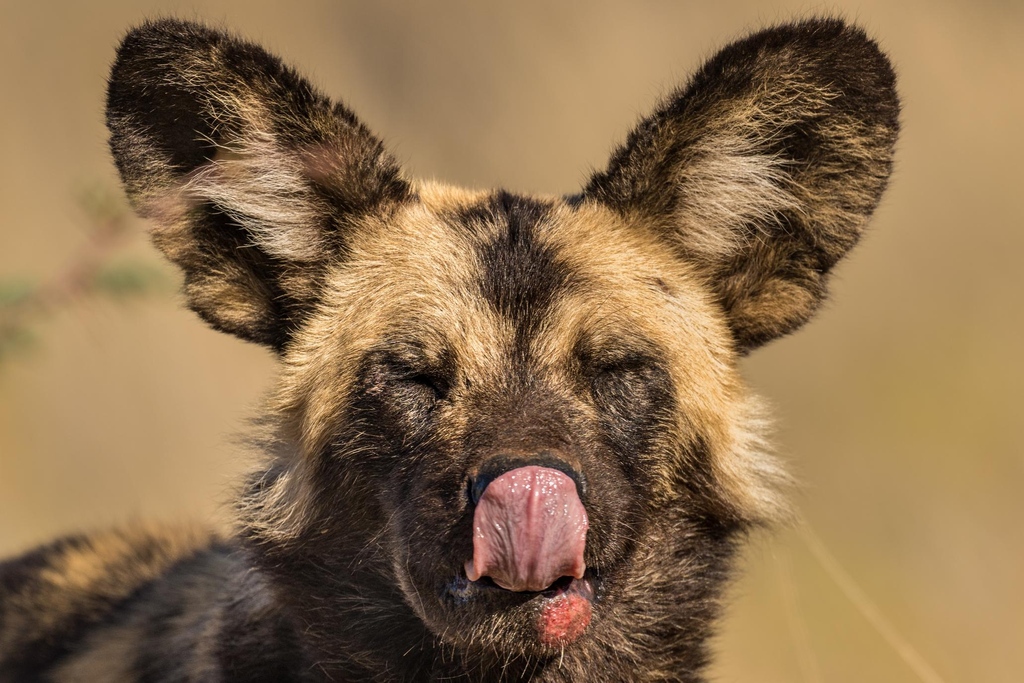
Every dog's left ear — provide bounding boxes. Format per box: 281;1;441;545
583;18;900;352
107;19;411;352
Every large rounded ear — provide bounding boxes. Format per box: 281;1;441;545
106;19;411;352
583;18;900;352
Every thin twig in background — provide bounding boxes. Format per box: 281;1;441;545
799;522;949;683
775;548;823;683
0;187;167;363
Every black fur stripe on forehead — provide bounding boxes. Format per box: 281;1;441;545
458;192;578;339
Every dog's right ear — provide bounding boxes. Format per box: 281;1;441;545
107;19;411;352
583;19;899;353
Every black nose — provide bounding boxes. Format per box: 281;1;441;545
468;452;586;505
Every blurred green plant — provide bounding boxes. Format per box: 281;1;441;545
0;186;169;364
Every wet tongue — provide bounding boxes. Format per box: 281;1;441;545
465;466;588;592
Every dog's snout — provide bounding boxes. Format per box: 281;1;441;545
468;453;586;505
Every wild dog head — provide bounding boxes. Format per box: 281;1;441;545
107;18;898;676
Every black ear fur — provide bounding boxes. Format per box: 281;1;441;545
107;19;411;351
584;18;900;352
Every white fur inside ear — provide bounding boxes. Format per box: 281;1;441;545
183;125;330;263
665;75;846;265
672;132;799;262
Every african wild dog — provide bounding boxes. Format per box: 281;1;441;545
0;17;899;682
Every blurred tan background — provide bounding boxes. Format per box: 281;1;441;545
1;1;1021;681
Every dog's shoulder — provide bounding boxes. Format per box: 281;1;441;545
0;524;305;682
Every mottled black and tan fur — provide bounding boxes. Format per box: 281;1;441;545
0;17;899;682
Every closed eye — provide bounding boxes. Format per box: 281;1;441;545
403;372;449;401
362;346;454;411
592;362;653;400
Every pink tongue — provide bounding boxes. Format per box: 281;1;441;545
465;466;588;592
